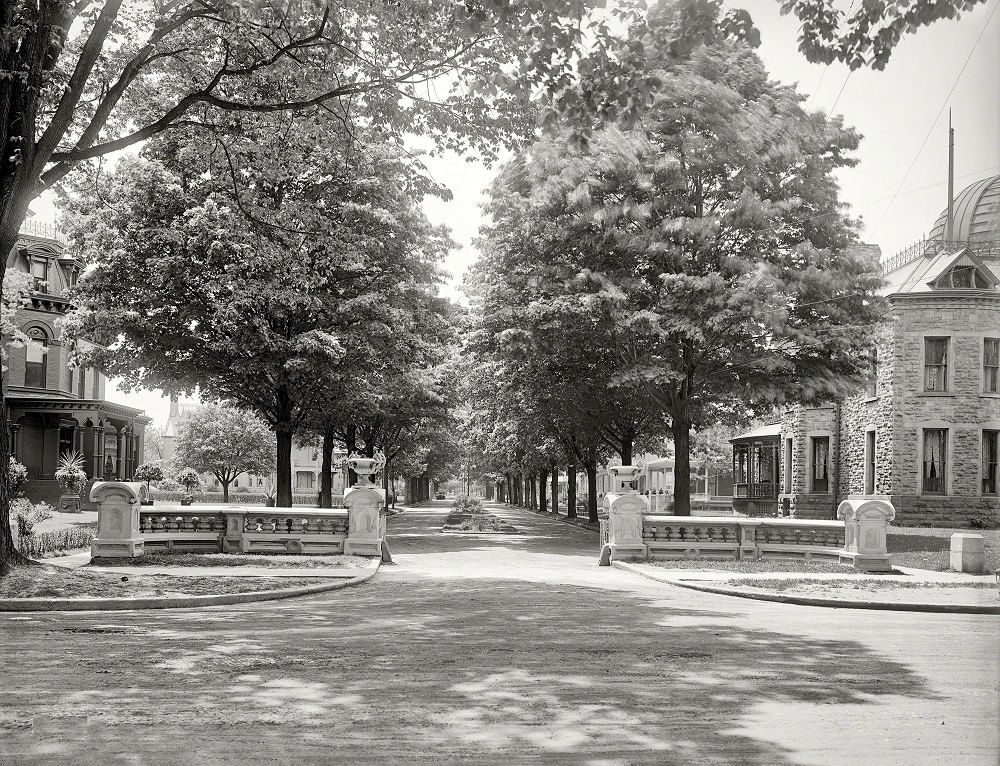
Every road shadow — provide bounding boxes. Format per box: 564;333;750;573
1;575;940;765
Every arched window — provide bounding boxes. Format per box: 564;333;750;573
24;328;48;388
77;366;87;398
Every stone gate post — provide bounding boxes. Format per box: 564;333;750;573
90;481;146;559
598;465;649;565
343;457;391;562
836;496;895;572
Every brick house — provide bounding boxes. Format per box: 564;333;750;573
4;220;151;506
733;174;1000;527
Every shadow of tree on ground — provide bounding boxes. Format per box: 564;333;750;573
1;575;939;765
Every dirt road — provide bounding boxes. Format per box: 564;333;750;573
1;500;996;765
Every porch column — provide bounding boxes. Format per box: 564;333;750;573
8;423;19;462
115;429;124;479
96;425;106;479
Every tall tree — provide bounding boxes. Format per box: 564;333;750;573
512;13;888;514
0;0;670;572
174;405;275;503
61;113;450;507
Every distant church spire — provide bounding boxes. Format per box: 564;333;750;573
946;110;955;242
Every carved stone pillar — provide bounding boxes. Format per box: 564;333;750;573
836;496;895;572
343;457;389;561
598;466;649;565
90;481;145;558
115;429;124;480
8;423;19;461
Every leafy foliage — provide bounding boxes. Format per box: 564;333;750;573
781;0;989;70
54;451;87;494
133;463;165;491
173;405;275;502
174;468;202;495
468;5;888;516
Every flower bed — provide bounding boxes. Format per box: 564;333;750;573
442;511;518;533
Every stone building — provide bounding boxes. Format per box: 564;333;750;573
732;174;1000;527
4;220;150;505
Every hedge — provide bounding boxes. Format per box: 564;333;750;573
148;490;343;507
20;527;95;558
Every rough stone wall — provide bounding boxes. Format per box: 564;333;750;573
838;324;895;497
780;405;839;520
889;294;1000;527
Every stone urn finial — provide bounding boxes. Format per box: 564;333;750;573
609;465;641;494
347;456;377;487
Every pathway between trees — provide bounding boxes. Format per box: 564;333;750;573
1;500;996;765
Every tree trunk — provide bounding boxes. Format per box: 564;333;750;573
586;460;599;524
345;423;358;486
276;427;293;507
319;429;334;508
620;431;633;466
383;461;391;508
567;464;577;519
539;468;548;512
222;478;230;503
672;416;692;516
0;397;30;573
550;464;558;515
530;475;537;509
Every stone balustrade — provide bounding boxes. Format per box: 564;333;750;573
600;493;895;572
90;481;388;560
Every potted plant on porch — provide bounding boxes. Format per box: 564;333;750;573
54;450;88;513
175;467;201;506
262;474;277;507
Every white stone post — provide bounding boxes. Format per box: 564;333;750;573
598;465;649;565
90;481;146;559
738;519;761;560
950;533;986;574
836;496;895;572
343;457;390;561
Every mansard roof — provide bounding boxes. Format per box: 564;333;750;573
884;246;999;296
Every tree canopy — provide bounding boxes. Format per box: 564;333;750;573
173;405;275;503
468;6;888;515
61;110;452;505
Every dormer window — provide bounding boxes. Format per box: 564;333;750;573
30;259;47;292
933;263;991;289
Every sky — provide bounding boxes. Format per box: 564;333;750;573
39;0;1000;427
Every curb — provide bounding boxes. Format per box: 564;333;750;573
613;561;1000;615
0;559;381;613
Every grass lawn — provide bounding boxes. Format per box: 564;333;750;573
725;577;997;592
888;525;1000;572
0;565;328;600
90;553;373;569
645;559;860;574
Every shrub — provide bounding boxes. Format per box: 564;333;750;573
134;463;165;491
452;495;484;514
12;499;52;539
8;458;28;495
174;467;202;495
19;527;95;558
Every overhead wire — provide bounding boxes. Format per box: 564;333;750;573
869;0;1000;236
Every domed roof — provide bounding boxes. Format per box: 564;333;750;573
928;174;1000;243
